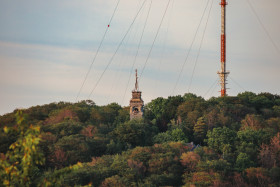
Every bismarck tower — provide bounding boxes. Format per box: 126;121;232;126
130;69;144;120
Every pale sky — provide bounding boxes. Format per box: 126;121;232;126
0;0;279;115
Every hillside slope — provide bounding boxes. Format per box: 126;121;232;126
1;92;280;186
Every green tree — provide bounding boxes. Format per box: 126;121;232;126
153;128;188;144
235;153;255;172
102;103;122;124
112;119;158;147
0;111;45;186
153;131;173;144
205;127;236;155
193;117;207;144
145;96;184;131
236;129;271;163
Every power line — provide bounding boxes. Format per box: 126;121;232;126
88;0;148;99
209;81;219;97
203;78;219;97
188;0;214;93
154;0;175;96
108;1;145;104
139;0;172;80
246;0;280;55
121;0;153;105
107;31;133;103
228;76;246;92
75;0;121;102
172;0;211;95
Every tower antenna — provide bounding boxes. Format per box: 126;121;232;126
135;69;139;91
218;0;229;97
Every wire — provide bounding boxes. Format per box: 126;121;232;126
209;81;219;97
228;76;246;92
139;0;172;80
88;0;148;99
107;30;133;103
203;77;219;97
246;0;280;55
75;0;121;102
172;0;211;95
108;1;145;104
154;0;174;96
121;0;153;105
188;0;214;93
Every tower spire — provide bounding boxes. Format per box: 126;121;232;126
135;69;139;91
218;0;229;97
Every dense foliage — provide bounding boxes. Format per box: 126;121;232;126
0;92;280;186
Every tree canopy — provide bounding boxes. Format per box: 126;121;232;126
0;92;280;186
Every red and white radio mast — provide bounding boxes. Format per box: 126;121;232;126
218;0;229;97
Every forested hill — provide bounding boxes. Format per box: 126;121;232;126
1;92;280;186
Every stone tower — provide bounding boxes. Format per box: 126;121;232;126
130;69;144;120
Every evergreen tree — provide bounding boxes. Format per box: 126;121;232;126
193;117;207;144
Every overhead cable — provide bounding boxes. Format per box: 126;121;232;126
203;77;219;97
139;0;172;80
229;76;246;92
75;0;121;102
88;0;148;99
246;0;280;55
188;0;214;93
121;0;153;105
154;0;175;96
172;0;211;95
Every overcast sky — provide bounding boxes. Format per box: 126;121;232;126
0;0;279;115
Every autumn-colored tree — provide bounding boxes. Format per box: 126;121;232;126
204;108;219;130
245;167;270;187
101;175;127;187
0;111;45;186
45;108;79;125
148;152;175;174
194;147;217;162
0;91;279;186
232;172;247;187
241;114;265;130
180;152;200;172
184;171;221;187
259;133;280;168
81;125;97;138
127;159;146;176
259;144;274;169
48;147;68;169
128;147;152;168
266;117;280;132
270;133;280;166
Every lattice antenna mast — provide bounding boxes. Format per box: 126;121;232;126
135;69;139;91
218;0;229;97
